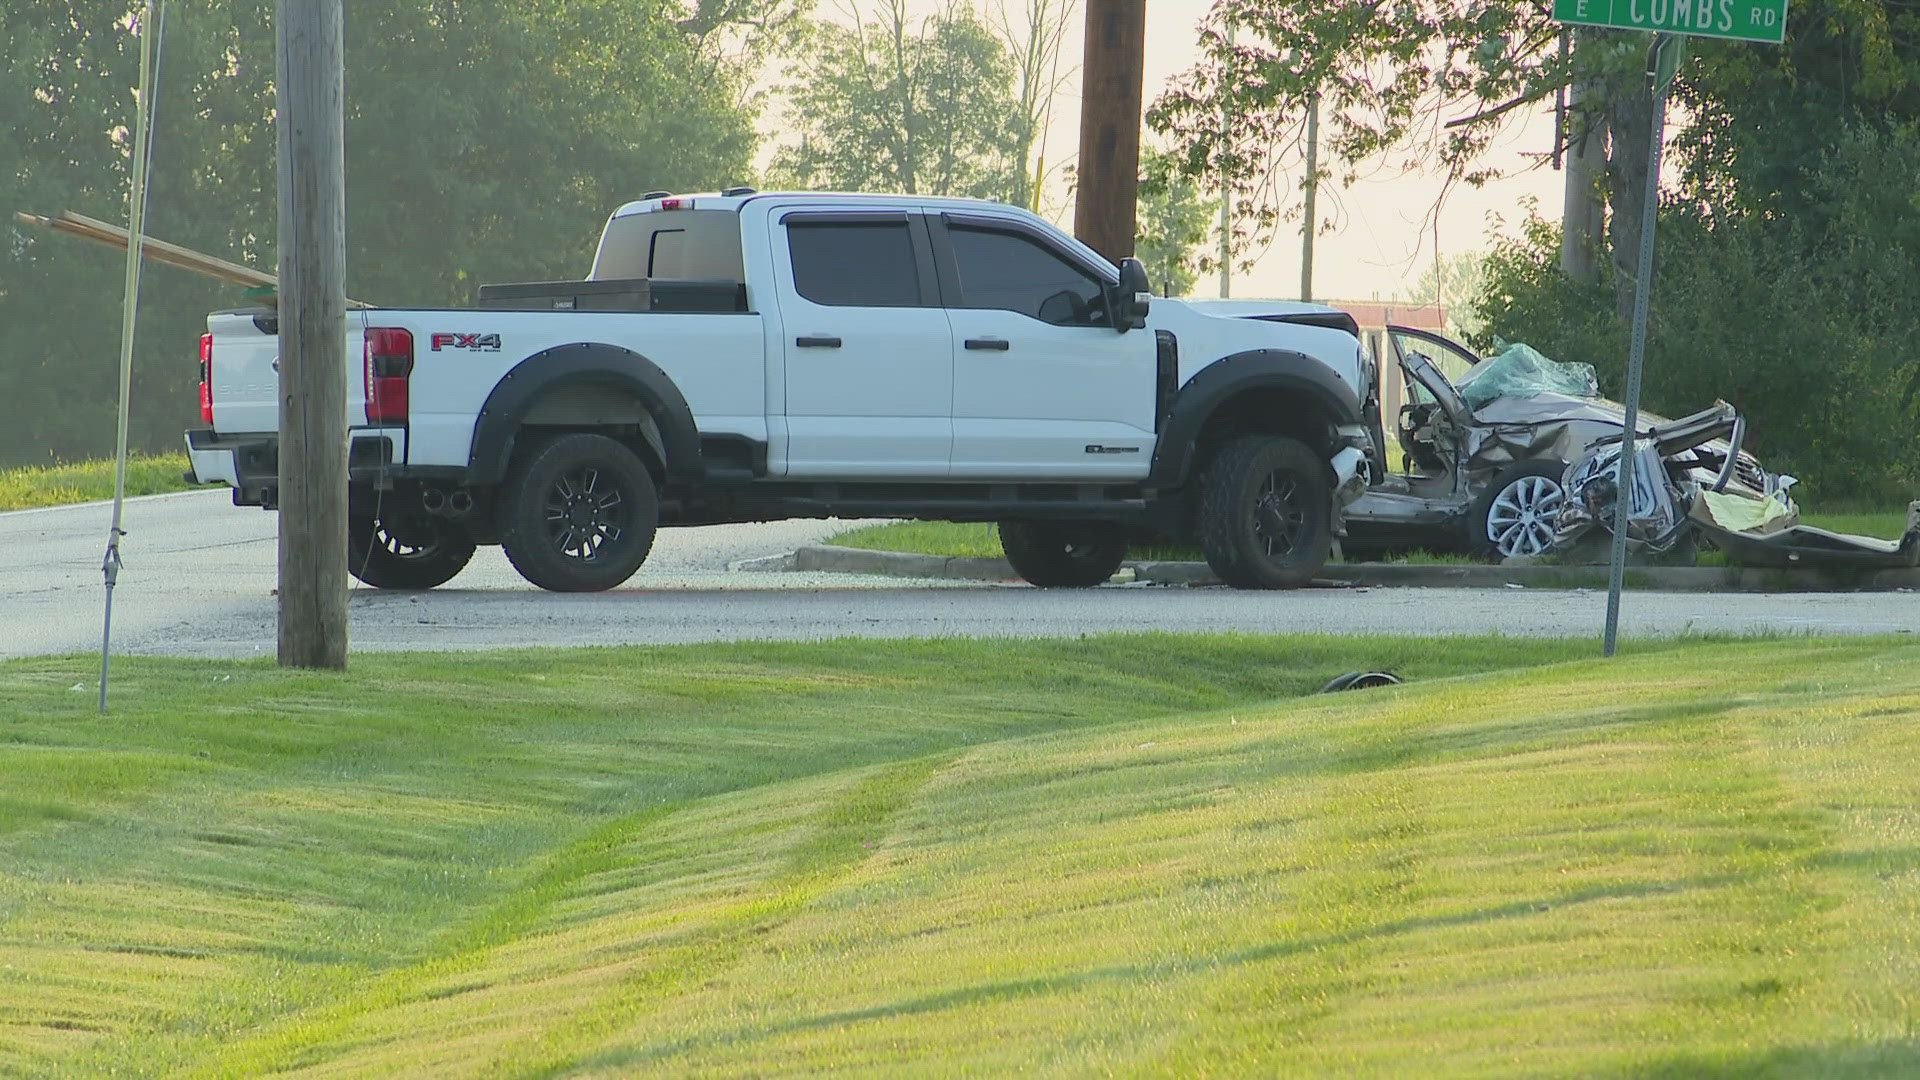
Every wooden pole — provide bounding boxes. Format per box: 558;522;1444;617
1300;91;1319;303
1072;0;1146;265
275;0;348;669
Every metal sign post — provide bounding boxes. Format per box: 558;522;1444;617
1548;6;1784;656
1602;33;1679;657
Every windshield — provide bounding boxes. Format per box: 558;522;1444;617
1457;342;1599;411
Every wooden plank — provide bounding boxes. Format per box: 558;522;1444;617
13;209;371;307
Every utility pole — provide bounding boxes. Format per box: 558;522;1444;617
1073;0;1146;265
275;0;348;669
1300;91;1319;303
1217;20;1233;298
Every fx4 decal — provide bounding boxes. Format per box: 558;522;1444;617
430;332;502;352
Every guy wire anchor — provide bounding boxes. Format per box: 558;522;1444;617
99;526;126;714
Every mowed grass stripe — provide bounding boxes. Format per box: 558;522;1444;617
2;636;1917;1075
13;635;1550;1074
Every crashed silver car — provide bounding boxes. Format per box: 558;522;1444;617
1556;403;1920;569
1342;328;1769;559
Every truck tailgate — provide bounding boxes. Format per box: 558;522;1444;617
206;310;371;434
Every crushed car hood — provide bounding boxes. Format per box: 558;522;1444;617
1470;392;1669;430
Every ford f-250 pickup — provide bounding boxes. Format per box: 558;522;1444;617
186;189;1378;592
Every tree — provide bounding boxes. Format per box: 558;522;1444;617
1412;249;1485;339
1148;3;1608;289
0;0;765;467
1135;148;1217;297
988;0;1080;210
1149;1;1920;324
770;0;1022;199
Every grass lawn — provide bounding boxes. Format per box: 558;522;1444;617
4;634;1920;1075
829;505;1913;563
0;453;197;512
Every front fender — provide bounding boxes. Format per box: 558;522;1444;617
1148;349;1363;485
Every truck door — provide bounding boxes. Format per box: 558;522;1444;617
933;213;1156;478
768;210;952;477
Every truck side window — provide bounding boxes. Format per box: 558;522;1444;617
787;221;922;307
948;225;1107;327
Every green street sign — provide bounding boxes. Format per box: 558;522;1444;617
1551;0;1787;43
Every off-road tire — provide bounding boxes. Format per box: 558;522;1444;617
347;510;476;590
1195;435;1333;589
497;432;658;592
999;520;1128;588
1466;459;1567;561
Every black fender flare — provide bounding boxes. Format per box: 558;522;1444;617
1148;349;1362;485
467;342;702;486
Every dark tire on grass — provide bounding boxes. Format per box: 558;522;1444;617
1195;435;1332;589
347;510;476;590
497;432;658;592
999;520;1128;587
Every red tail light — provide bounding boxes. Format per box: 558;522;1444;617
198;332;214;424
364;327;413;424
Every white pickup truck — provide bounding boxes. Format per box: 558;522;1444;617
187;189;1378;591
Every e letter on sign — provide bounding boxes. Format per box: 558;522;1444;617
1551;0;1786;43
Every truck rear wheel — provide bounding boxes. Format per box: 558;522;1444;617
347;510;476;590
999;521;1127;587
1195;435;1332;589
497;432;658;592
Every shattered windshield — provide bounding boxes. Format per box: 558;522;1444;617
1456;342;1600;411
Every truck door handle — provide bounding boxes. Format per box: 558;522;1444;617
795;335;841;349
964;337;1010;351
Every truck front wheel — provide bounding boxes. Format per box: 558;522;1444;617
497;432;658;592
999;520;1127;587
347;510;476;590
1195;435;1332;589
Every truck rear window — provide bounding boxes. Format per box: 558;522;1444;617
592;209;743;282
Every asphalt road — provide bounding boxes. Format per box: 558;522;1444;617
2;489;1914;661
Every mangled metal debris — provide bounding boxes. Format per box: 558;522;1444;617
1556;400;1920;570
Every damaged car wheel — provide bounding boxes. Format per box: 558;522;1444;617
1469;459;1567;561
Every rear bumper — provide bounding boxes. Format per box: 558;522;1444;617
184;427;406;509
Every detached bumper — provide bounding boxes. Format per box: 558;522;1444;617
183;428;405;509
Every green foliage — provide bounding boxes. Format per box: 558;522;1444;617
1148;2;1588;266
6;636;1920;1072
1413;250;1487;340
0;1;763;469
770;0;1022;199
1135;147;1218;297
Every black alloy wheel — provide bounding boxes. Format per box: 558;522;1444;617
999;520;1128;587
1195;435;1333;589
347;510;476;589
498;432;659;592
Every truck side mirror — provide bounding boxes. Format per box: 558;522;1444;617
1112;258;1151;332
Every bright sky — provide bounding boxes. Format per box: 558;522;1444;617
774;0;1567;303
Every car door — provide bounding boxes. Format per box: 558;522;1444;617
768;209;951;477
933;213;1157;478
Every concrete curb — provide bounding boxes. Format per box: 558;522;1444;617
788;545;1920;592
